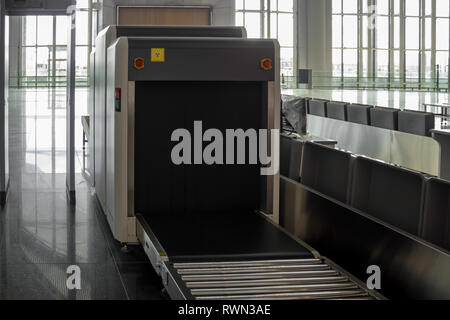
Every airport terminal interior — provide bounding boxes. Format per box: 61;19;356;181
0;0;449;301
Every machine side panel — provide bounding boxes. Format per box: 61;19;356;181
88;50;95;185
106;38;129;243
265;41;281;223
94;26;116;210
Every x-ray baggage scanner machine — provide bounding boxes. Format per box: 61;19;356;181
91;26;246;213
102;35;379;300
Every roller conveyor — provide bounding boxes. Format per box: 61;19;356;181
136;212;379;300
165;258;374;300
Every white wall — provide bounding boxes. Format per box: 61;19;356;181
297;0;332;74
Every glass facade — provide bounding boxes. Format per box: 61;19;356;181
332;0;449;90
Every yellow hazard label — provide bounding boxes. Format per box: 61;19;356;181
151;48;165;62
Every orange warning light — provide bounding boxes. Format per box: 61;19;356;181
260;58;273;71
134;57;145;70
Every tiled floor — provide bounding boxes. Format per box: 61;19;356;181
0;88;164;300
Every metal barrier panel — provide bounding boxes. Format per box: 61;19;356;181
280;177;450;299
307;115;440;176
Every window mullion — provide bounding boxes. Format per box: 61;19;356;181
419;0;424;88
267;0;271;39
400;0;406;88
389;0;395;85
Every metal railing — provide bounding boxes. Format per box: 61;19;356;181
311;71;449;92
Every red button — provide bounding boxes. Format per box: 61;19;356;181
134;58;145;70
261;58;273;70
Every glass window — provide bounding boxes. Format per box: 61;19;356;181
393;0;400;15
424;51;432;78
393;50;401;78
37;16;53;46
405;0;420;16
436;18;449;51
330;0;449;89
36;47;50;77
278;0;293;12
343;49;358;77
19;7;97;88
245;0;261;10
405;18;420;50
236;0;244;11
376;50;389;78
332;49;342;77
332;15;342;48
76;11;89;46
76;47;88;77
343;15;358;48
436;51;449;78
362;49;369;77
23;47;36;77
436;0;450;18
425;17;432;50
278;13;294;47
24;17;36;46
56;16;68;45
425;0;432;16
362;16;368;48
377;0;389;15
236;0;296;84
405;51;419;78
342;0;358;14
332;0;342;14
244;12;261;38
376;16;389;49
394;16;400;49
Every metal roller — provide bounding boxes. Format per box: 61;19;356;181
177;264;330;275
181;270;340;282
167;259;379;299
195;290;370;300
191;282;359;296
186;276;350;289
173;259;322;269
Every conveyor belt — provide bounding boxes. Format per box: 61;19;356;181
165;258;375;300
139;211;314;263
137;210;382;300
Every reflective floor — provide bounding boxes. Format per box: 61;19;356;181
0;88;164;300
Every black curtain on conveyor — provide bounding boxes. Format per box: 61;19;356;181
135;81;312;262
